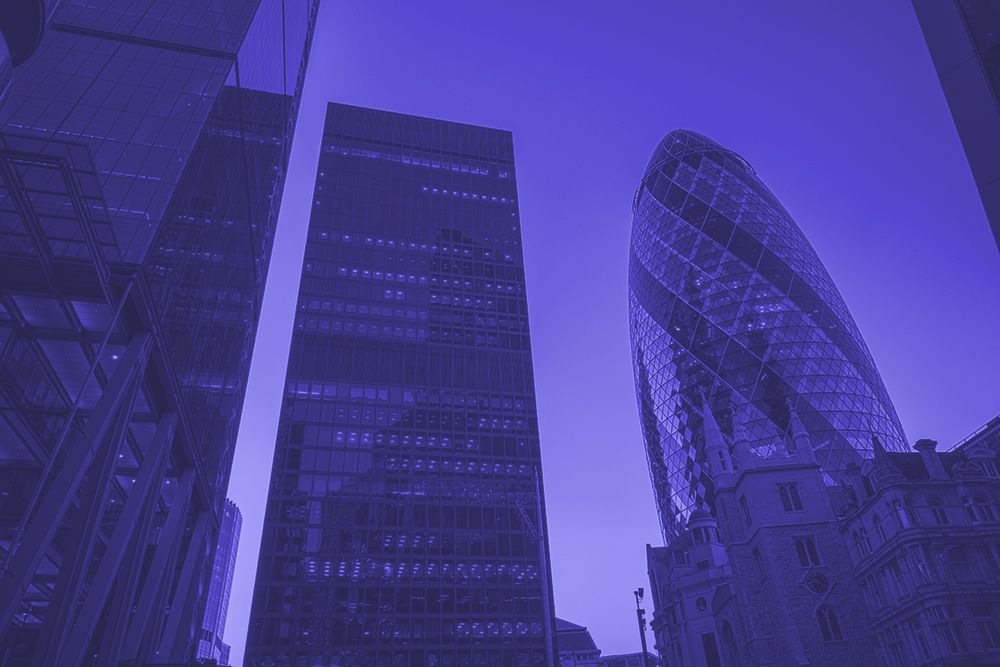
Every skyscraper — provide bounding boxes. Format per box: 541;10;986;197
246;103;557;665
628;129;907;539
198;499;243;664
912;0;1000;251
0;0;319;662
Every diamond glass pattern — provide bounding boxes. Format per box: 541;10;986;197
628;129;907;541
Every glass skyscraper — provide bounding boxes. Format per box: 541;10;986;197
0;0;318;662
629;129;907;539
246;103;557;665
198;499;243;663
912;0;1000;252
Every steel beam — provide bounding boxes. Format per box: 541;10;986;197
52;413;176;665
31;384;138;667
155;509;210;663
118;468;194;661
92;460;162;666
0;332;151;630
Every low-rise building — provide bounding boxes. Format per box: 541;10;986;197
646;400;1000;666
556;617;660;667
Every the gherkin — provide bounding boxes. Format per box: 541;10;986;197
628;129;907;541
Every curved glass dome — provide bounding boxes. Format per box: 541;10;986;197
628;129;906;540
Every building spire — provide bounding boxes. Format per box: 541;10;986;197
787;403;816;462
700;393;734;479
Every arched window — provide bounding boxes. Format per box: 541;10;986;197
929;497;949;525
963;496;977;522
975;496;997;522
716;450;730;473
872;515;886;543
817;605;843;641
855;528;871;556
893;499;914;529
721;621;740;666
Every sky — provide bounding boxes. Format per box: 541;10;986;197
226;1;1000;662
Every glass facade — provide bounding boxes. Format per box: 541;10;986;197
246;103;557;665
0;0;318;662
629;129;907;540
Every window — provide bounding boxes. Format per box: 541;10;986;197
692;526;718;544
880;625;907;666
981;459;999;478
929;605;966;654
929;497;949;525
893;499;915;528
778;483;803;511
909;545;935;584
752;547;766;580
888;559;908;597
794;536;821;567
856;528;871;556
975;496;997;522
739;496;752;527
907;617;932;661
702;632;722;667
873;515;886;543
948;546;976;582
972;605;1000;650
817;605;843;641
715;450;730;473
985;544;1000;579
963;496;977;522
868;575;885;606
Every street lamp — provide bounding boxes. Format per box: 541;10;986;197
634;587;650;667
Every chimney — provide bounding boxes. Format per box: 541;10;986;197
914;439;947;480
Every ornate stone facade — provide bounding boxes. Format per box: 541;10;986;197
646;405;1000;666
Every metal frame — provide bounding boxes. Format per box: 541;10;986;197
0;137;218;665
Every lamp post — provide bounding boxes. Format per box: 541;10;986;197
634;587;650;667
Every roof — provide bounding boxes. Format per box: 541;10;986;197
884;451;966;481
555;617;599;653
687;507;713;523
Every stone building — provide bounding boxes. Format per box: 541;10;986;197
556;617;661;667
839;428;1000;664
646;400;1000;666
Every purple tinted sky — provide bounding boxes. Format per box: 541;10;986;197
226;1;1000;661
